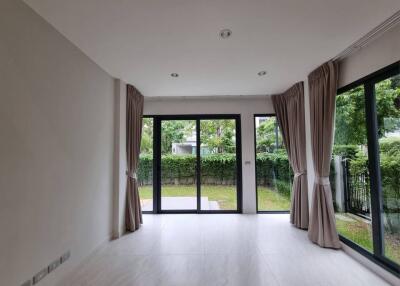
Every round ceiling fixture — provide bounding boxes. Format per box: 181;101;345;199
170;73;179;77
219;29;232;39
258;71;267;76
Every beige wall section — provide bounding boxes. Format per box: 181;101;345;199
144;97;274;213
0;1;115;286
339;23;400;88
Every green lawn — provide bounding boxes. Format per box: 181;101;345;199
335;214;373;251
139;184;291;211
336;213;400;265
257;187;291;211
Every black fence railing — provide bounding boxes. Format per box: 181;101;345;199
342;160;371;218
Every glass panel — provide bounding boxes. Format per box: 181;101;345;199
161;120;197;210
255;116;291;211
332;85;373;252
200;119;237;210
138;118;153;211
375;74;400;265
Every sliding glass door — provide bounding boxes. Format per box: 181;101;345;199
254;115;292;212
333;62;399;273
138;117;154;212
160;119;197;211
142;115;242;213
374;74;400;266
200;119;238;211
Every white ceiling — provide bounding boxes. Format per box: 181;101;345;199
25;0;400;97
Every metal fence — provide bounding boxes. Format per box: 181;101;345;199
342;160;371;218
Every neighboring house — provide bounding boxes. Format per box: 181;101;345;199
172;132;212;155
172;131;196;154
172;142;195;154
255;116;267;128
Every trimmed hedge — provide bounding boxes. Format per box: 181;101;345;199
138;152;292;190
255;152;293;186
138;153;238;185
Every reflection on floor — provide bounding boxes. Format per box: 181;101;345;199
61;214;391;286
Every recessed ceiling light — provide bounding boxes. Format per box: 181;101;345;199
258;71;267;76
219;29;232;39
170;73;179;77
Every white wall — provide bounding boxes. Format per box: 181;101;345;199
144;97;273;213
0;1;115;285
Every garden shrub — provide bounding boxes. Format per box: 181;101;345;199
137;153;153;184
256;152;293;186
379;137;400;157
275;180;291;199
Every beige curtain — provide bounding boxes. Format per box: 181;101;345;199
125;84;144;232
272;82;309;229
307;61;341;248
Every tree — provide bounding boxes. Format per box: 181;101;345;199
334;86;367;145
161;120;194;154
256;118;282;152
140;118;153;153
335;77;400;145
376;77;400;138
200;120;235;153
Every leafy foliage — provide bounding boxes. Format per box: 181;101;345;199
332;145;359;159
335;85;367;145
161;120;194;154
200;120;236;153
335;77;400;145
256;117;283;152
140;118;153;153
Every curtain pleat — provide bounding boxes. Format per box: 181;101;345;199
125;84;144;232
307;61;341;248
272;82;309;229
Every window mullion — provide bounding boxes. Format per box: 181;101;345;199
364;81;384;257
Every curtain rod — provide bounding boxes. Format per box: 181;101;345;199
333;10;400;62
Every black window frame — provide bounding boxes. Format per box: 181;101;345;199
336;61;400;276
254;114;290;214
141;114;243;214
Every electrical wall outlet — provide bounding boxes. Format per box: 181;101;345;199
33;268;48;284
48;258;61;273
21;280;32;286
23;250;70;285
60;250;70;263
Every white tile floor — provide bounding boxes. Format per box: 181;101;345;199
62;214;391;286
